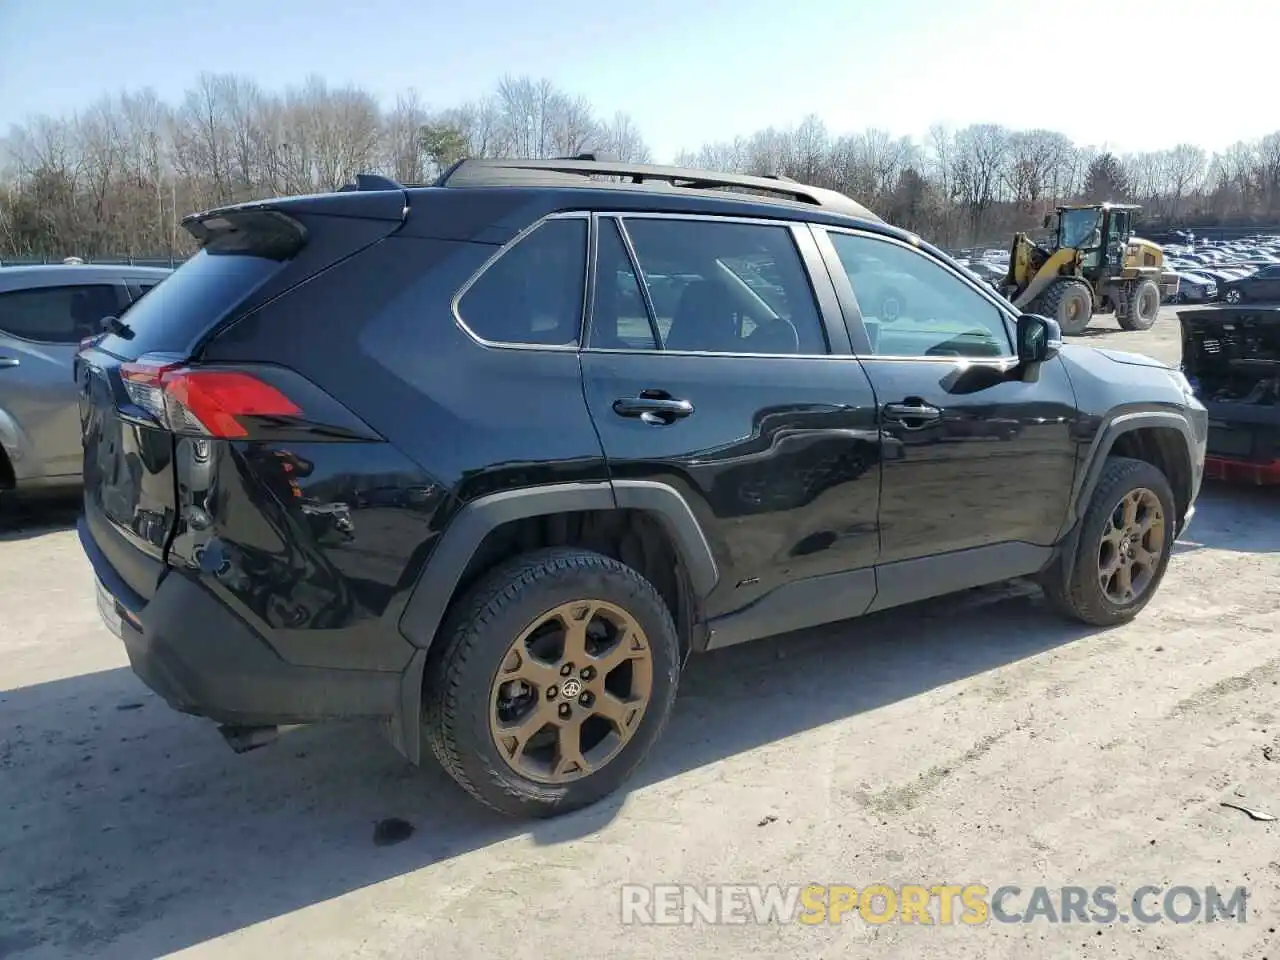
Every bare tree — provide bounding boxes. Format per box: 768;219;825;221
1161;144;1208;219
952;124;1010;236
790;114;829;184
598;112;652;163
6;69;1280;260
1005;129;1073;214
384;89;429;183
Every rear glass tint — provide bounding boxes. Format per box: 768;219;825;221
96;250;285;359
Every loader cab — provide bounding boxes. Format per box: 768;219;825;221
1050;204;1139;275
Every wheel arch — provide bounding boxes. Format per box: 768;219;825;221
1074;413;1197;529
391;480;718;764
0;406;29;489
1046;411;1199;594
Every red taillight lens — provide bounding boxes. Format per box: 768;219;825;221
120;362;301;438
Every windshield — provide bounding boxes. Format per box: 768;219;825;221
1059;209;1103;249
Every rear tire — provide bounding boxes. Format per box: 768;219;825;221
1030;279;1093;335
422;547;681;818
1117;279;1160;331
1041;456;1176;627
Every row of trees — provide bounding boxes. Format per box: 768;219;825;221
4;72;1280;259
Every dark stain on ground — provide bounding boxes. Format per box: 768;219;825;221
372;818;415;847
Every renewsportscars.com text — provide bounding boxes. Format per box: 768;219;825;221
619;883;1249;926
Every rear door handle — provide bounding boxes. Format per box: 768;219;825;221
612;395;694;425
883;400;941;428
0;357;18;369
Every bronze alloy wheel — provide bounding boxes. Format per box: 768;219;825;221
488;600;654;784
1097;487;1166;604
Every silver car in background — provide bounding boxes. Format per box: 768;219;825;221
0;264;171;496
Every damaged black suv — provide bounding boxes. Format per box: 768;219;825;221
76;158;1208;818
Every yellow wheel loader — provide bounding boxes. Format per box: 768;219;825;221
1001;203;1179;335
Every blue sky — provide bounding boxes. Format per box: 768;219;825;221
0;0;1271;162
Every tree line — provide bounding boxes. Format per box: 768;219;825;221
3;71;1280;259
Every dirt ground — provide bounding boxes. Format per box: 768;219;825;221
2;308;1278;960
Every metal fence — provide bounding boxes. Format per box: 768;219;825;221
0;255;188;268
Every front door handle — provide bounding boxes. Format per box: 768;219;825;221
0;357;19;369
883;400;941;428
612;394;694;425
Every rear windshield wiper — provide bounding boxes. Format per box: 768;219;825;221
101;315;135;340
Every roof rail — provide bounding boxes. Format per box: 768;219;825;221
338;173;404;192
434;158;881;221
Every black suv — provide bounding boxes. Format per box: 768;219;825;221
76;158;1208;818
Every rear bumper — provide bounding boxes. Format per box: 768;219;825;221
78;516;402;728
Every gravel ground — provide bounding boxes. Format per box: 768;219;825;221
2;308;1278;960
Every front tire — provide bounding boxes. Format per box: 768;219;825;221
1030;278;1093;335
1041;456;1176;627
1117;279;1161;331
423;547;681;818
1225;288;1243;304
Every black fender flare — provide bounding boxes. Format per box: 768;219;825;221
1048;410;1199;586
392;479;718;763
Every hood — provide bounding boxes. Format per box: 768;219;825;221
1091;347;1172;369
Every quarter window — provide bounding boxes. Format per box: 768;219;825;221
827;232;1013;359
457;218;587;346
0;284;121;343
616;217;828;355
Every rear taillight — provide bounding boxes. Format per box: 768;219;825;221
121;358;301;438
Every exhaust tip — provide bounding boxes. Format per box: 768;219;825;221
219;724;281;753
218;724;307;754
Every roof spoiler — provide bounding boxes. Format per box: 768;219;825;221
337;173;404;192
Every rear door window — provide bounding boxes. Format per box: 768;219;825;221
617;217;828;355
588;218;660;350
0;283;122;343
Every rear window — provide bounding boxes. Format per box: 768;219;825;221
96;250;285;359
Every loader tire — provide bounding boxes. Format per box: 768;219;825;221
1031;279;1093;335
1117;279;1160;331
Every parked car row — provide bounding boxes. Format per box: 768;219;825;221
1164;234;1280;305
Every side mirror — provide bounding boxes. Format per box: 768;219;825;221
1016;314;1061;364
1042;214;1052;229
